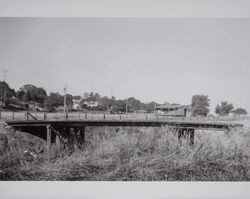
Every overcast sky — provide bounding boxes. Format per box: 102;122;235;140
0;18;250;113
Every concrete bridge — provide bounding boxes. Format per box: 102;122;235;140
5;117;244;159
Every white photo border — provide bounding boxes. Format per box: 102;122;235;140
0;0;250;199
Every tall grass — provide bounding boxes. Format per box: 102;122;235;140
0;125;46;180
0;123;250;181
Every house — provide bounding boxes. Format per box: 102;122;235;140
83;101;98;107
72;99;82;110
72;97;99;110
155;103;192;117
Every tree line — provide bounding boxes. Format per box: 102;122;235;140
191;94;247;116
0;81;248;116
0;82;157;112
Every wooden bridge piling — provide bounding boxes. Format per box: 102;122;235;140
46;125;52;160
5;119;244;151
178;128;195;145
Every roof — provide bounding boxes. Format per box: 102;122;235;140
155;104;185;109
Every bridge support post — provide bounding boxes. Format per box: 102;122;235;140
178;128;195;145
55;133;60;149
189;129;194;145
73;127;85;149
81;127;85;143
79;127;85;147
46;125;52;160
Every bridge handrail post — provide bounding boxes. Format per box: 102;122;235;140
44;112;47;120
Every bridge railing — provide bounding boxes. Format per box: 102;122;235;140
1;110;249;122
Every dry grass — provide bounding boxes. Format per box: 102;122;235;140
0;122;250;181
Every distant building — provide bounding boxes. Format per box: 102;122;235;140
83;101;98;108
155;103;192;117
72;99;81;110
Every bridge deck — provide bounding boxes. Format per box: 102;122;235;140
5;119;243;130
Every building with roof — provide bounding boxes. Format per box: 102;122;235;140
155;103;192;117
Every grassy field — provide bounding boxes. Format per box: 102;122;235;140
0;120;250;181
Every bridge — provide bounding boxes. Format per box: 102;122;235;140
5;115;244;159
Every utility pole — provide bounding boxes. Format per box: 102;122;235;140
2;69;7;82
110;90;113;100
110;89;113;112
126;98;128;114
63;84;67;115
1;69;8;109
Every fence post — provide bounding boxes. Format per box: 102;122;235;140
27;110;29;120
44;112;47;120
12;112;14;120
0;111;1;119
79;113;81;120
103;114;105;120
85;114;87;120
66;113;68;120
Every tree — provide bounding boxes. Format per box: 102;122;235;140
34;87;47;104
232;108;247;116
98;96;111;109
17;89;25;99
113;99;126;112
127;97;142;111
83;92;89;98
73;95;81;100
215;101;234;116
144;101;157;112
45;92;64;111
94;93;101;99
191;95;210;116
16;84;47;105
65;94;73;105
0;81;16;108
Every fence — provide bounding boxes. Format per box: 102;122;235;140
0;110;249;122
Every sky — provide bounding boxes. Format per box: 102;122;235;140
0;18;250;113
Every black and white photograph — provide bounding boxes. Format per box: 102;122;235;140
1;9;250;199
1;16;250;182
